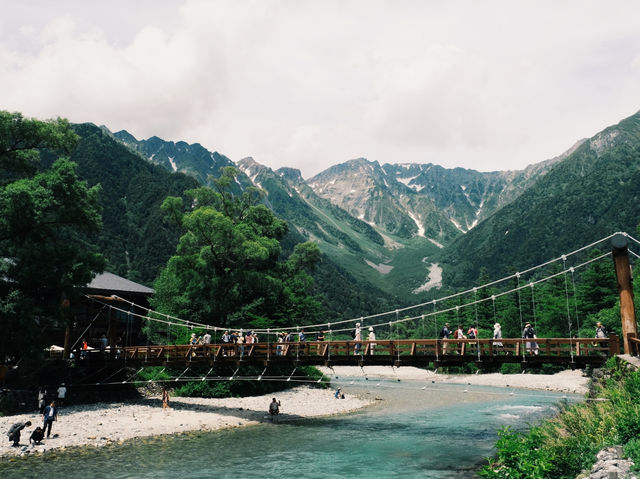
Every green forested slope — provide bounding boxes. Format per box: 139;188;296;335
439;112;640;287
43;124;200;285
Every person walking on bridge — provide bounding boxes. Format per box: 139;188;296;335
492;323;503;353
368;327;376;355
467;326;478;354
522;323;538;355
354;323;362;355
440;323;451;354
454;325;466;354
595;322;608;349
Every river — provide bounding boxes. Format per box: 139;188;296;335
1;380;580;478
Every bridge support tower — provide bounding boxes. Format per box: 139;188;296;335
612;234;638;353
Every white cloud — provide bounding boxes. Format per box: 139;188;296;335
1;0;640;177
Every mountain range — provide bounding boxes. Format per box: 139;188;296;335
56;109;640;316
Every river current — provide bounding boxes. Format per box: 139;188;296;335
1;379;580;478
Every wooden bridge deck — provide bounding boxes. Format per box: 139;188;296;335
65;337;618;369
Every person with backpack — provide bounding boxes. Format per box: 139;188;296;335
522;323;538;355
440;323;451;354
467;326;478;353
595;322;608;349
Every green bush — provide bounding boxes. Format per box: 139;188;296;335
499;363;521;374
624;438;640;473
480;427;552;479
174;380;232;398
481;361;640;478
136;366;172;382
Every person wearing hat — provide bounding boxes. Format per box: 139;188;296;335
353;323;362;355
368;327;376;355
522;322;538;355
492;323;503;353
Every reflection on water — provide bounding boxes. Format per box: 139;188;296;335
0;380;580;479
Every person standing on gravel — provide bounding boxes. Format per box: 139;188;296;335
43;401;58;438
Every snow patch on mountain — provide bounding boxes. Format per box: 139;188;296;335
396;175;419;187
365;259;394;274
428;238;444;248
408;211;425;237
450;218;466;233
412;263;443;293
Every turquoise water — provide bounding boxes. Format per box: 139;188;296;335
1;381;580;478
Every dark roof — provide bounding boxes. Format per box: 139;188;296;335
86;272;154;295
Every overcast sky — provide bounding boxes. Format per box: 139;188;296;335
2;1;640;178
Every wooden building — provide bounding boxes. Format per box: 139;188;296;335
64;272;154;356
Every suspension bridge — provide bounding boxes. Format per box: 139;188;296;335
55;232;640;378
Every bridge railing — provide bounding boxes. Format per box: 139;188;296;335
97;336;617;363
627;333;640;356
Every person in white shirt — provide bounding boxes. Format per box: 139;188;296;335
56;383;67;407
368;327;376;355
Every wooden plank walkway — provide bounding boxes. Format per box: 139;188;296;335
62;336;618;369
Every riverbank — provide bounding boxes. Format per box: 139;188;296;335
318;366;590;395
0;386;371;458
0;368;590;459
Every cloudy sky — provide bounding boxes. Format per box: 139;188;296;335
2;1;640;178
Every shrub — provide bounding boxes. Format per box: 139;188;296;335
624;438;640;473
500;363;521;374
482;361;640;478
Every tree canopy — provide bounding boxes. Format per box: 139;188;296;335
149;167;321;342
0;111;105;363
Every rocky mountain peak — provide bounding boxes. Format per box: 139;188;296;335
276;167;304;182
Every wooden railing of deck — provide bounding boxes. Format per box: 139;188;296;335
627;333;640;356
52;335;618;366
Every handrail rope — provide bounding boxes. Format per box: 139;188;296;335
625;232;640;247
433;301;439;361
570;267;581;334
106;232;623;334
531;283;537;331
316;231;621;327
84;251;611;338
563;257;575;363
474;288;480;361
517;273;525;363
